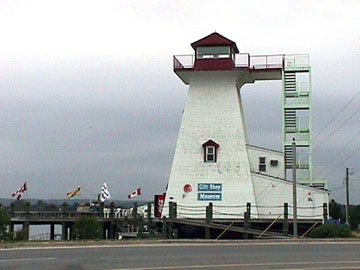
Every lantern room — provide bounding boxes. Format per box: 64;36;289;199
191;32;239;71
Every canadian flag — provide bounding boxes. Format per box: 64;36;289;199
12;182;27;200
128;188;141;199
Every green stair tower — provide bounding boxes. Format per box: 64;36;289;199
283;55;326;189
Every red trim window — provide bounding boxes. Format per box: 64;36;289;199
202;140;219;163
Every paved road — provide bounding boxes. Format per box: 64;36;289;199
1;241;360;270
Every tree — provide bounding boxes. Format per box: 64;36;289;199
329;199;344;221
349;205;360;230
0;208;11;240
73;216;102;240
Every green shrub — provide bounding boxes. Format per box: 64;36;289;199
73;216;102;240
0;208;11;240
309;224;352;238
14;229;27;241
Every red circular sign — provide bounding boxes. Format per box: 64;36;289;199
183;184;192;193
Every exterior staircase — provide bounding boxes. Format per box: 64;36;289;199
282;56;326;189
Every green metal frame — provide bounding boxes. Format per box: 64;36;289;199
282;56;325;188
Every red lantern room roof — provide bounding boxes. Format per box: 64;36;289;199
191;32;239;53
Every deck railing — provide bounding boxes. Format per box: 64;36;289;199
284;54;309;69
173;54;309;70
250;54;284;69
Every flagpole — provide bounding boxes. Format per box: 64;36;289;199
25;183;28;201
25;182;28;200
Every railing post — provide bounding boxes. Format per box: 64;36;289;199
283;203;289;236
137;218;144;239
205;206;210;239
205;203;213;239
61;222;67;240
323;203;328;224
162;217;167;238
246;202;251;218
169;202;173;219
173;202;177;219
50;223;55;240
243;202;251;239
244;211;249;239
168;202;174;239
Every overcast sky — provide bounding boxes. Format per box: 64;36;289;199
1;0;360;204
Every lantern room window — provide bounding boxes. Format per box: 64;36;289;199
202;139;219;163
197;46;231;59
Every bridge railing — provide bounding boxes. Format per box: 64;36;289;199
11;211;98;219
11;208;149;219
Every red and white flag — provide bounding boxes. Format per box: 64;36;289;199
12;182;27;200
128;188;141;199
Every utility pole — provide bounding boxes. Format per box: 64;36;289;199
345;167;350;226
292;139;298;238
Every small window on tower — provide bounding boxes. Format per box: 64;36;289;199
259;157;266;172
202;139;219;163
206;146;215;162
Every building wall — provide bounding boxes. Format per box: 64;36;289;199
163;71;258;218
247;145;285;179
252;172;329;220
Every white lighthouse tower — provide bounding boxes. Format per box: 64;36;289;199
164;33;328;219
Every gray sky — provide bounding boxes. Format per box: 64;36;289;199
1;0;360;204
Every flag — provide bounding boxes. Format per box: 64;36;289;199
66;186;81;198
100;182;111;203
128;188;141;199
12;182;27;200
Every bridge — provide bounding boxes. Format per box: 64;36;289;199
7;202;327;240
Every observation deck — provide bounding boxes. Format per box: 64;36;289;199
173;54;309;84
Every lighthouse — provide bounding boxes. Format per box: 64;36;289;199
163;33;328;219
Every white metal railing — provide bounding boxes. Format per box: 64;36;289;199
173;53;309;70
286;133;310;143
173;55;195;69
284;54;309;68
297;81;310;93
249;54;284;69
234;53;250;67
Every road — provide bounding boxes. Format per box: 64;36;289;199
1;241;360;270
